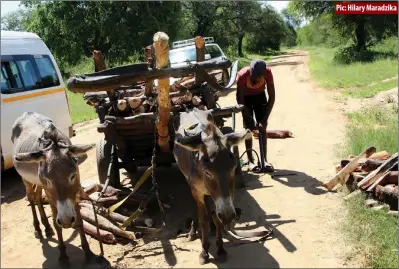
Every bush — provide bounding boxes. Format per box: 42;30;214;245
333;46;375;64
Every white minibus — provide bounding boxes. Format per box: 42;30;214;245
1;30;73;171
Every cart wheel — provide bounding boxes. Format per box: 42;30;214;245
221;127;244;189
96;138;119;185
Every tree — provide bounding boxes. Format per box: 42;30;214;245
22;1;183;68
1;9;32;31
290;1;398;51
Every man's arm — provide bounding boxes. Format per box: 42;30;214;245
264;82;275;121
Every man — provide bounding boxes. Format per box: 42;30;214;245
236;59;275;172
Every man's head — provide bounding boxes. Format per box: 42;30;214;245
249;59;267;84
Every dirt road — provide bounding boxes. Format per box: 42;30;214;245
1;51;356;268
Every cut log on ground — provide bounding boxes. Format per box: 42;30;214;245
358;153;398;190
369;151;391;160
343;189;362;201
322;146;376;191
360;159;386;172
366;171;399;193
266;130;293;139
80;207;136;240
375;184;398;199
83;220;117;244
388;210;398;217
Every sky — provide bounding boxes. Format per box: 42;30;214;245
1;1;290;18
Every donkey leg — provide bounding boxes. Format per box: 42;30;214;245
197;202;210;265
22;180;42;239
212;212;227;262
74;204;95;262
188;218;198;242
50;203;69;266
34;186;54;237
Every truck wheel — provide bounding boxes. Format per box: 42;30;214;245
96;138;119;186
221;127;244;189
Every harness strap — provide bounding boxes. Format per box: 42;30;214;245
106;166;153;216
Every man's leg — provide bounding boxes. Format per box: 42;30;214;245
256;101;274;172
242;106;256;164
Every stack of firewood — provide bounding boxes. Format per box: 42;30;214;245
323;147;398;215
78;183;155;244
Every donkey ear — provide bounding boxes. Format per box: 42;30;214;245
175;134;202;151
14;151;45;163
69;144;95;157
224;129;252;147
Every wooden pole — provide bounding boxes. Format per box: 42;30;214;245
195;36;205;85
93;50;107;72
144;45;154;96
153;32;171;153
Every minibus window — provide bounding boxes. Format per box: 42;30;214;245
15;59;40;90
1;68;10;91
1;61;24;93
34;56;60;88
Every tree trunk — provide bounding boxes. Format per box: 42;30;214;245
153;32;171;153
195;36;205;85
237;32;245;57
355;18;366;51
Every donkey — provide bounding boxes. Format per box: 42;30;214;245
173;108;251;264
11;112;95;265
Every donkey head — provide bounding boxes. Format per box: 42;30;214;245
175;111;251;225
14;128;94;229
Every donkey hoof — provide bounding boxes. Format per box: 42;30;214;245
216;248;228;263
187;233;197;242
34;230;43;239
199;251;210;265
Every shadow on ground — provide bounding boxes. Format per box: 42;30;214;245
40;236;113;269
115;164;300;268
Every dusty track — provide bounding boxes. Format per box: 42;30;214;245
1;51;357;268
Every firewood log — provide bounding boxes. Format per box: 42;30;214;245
322;146;376;191
192;95;201;106
375;184;398;199
369;151;391;160
80;207;136;240
358;153;398;190
366;171;399;192
361;159;385;172
83;220;117;244
126;97;143;109
266;130;293;139
117;100;127;111
171;93;192;105
343;189;362;201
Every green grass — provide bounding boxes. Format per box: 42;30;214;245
304;38;398;93
67;91;97;124
340;105;398;158
343;79;398;98
344;193;398;268
307;46;397;89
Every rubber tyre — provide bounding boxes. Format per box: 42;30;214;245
96;138;112;184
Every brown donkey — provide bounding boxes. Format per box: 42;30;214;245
173;108;251;264
11;112;95;266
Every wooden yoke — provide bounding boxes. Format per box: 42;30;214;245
194;36;205;85
153;32;171;153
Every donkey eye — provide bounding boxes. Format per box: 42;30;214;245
204;170;212;178
70;174;77;183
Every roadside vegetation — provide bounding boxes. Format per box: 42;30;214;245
290;2;398;268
